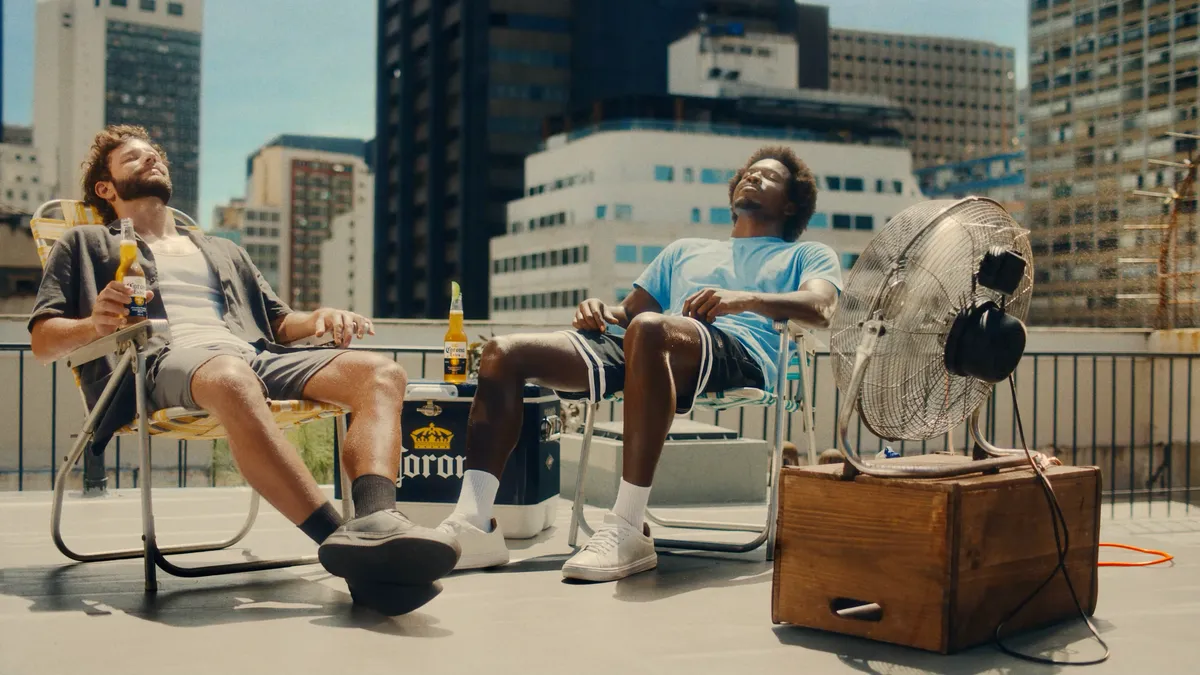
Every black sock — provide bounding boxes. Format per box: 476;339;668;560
300;502;343;544
351;474;397;518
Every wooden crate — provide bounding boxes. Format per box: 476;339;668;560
771;454;1101;654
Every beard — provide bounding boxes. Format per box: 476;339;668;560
113;172;173;205
732;194;762;212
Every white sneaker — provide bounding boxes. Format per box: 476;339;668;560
436;513;510;570
562;513;657;582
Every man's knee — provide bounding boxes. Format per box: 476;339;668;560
366;358;408;404
624;313;672;352
192;356;262;407
477;335;532;379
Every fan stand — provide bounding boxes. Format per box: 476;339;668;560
834;320;1032;481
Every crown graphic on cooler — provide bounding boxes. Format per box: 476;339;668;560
410;423;454;451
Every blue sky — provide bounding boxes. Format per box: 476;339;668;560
2;0;1027;228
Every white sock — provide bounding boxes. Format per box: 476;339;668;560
612;479;651;531
454;469;499;532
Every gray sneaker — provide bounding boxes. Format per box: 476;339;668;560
318;510;461;586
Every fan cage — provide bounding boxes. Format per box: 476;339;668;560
829;198;1034;443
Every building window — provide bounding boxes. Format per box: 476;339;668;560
841;253;860;269
595;205;606;219
491;13;571;33
140;0;155;10
641;246;664;264
710;207;733;225
808;213;829;229
111;0;128;6
825;176;842;191
615;245;638;264
893;180;904;194
833;214;852;230
683;168;694;183
854;215;874;231
844;177;865;192
700;168;728;184
654;165;674;182
614;204;633;220
167;1;183;15
691;207;701;223
875;179;885;193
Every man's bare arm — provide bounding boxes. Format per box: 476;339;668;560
272;308;375;348
30;317;102;362
30;281;146;362
573;287;663;332
682;279;839;329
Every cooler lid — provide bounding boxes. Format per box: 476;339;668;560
405;380;552;401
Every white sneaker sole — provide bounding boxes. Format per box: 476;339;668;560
561;554;658;582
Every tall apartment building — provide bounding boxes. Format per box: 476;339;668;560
373;0;829;320
827;28;1019;168
34;0;202;216
241;135;372;310
1026;0;1200;327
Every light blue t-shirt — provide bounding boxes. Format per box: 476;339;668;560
632;237;843;392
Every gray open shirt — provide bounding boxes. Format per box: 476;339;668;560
28;220;293;451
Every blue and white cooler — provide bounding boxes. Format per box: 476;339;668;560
394;381;562;539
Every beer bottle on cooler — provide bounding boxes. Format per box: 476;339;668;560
444;281;468;383
116;218;148;324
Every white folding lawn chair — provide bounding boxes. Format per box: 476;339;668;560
566;321;820;560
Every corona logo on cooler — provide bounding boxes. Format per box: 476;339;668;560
410;423;454;451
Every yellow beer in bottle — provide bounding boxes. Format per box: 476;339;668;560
115;218;148;323
444;281;468;383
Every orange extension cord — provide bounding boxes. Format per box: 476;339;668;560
1098;542;1174;567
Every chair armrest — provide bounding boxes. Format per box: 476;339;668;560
62;320;165;369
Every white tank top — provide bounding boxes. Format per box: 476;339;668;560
148;235;255;353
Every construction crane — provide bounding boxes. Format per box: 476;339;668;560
1121;131;1200;330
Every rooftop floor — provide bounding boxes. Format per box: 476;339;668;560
1;487;1197;675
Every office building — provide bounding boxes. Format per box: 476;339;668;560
0;126;48;214
915;151;1027;223
827;27;1018;169
321;197;375;315
490;91;920;324
1026;0;1200;327
373;0;830;320
34;0;202;216
241;135;372;309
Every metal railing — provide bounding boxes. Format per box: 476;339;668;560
1;343;1196;513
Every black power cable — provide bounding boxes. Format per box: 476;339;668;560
992;373;1110;666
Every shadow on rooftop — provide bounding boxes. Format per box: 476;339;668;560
772;614;1117;675
0;560;451;637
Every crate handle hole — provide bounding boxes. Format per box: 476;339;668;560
830;598;883;622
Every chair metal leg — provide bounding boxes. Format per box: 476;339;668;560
336;415;353;520
51;345;319;589
135;350;159;592
634;325;793;558
568;403;598;547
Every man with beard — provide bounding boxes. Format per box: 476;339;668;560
436;145;843;581
29;125;459;608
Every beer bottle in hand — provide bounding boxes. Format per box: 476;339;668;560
116;218;148;324
444;281;467;384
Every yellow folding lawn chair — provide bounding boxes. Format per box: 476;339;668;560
31;199;350;592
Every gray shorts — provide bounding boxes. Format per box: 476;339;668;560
146;344;347;411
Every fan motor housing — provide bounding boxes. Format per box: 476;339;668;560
944;302;1027;383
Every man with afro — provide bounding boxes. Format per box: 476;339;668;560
435;145;843;582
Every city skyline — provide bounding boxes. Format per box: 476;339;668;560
2;0;1026;229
